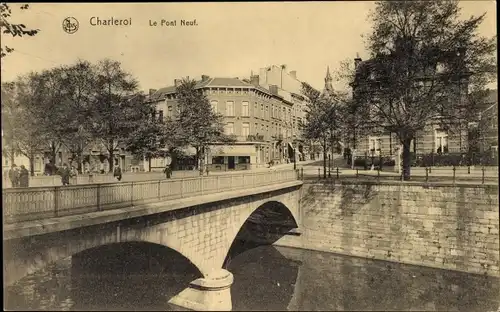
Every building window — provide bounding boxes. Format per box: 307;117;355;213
368;136;380;152
254;102;257;116
226;101;234;116
435;130;448;153
242;122;250;137
261;104;264;118
211;100;218;114
212;156;224;164
242;101;249;117
225;122;234;135
238;156;250;164
158;110;164;122
265;106;269;119
255;123;259;134
167;106;173;117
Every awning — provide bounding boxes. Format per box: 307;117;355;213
213;153;253;157
176;146;197;156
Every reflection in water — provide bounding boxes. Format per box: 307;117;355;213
5;244;500;311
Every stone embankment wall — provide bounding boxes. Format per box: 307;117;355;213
274;181;499;277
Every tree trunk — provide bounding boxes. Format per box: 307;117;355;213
50;147;57;166
148;157;152;172
199;146;205;175
194;147;200;170
10;144;15;166
29;155;35;177
323;136;327;179
402;138;412;181
170;149;178;170
76;152;83;174
108;141;115;173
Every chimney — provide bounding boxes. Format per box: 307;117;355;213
269;84;278;95
289;71;297;79
174;79;182;87
354;53;362;70
250;75;260;86
281;64;287;71
201;75;210;81
149;88;157;96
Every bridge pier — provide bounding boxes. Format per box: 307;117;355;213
168;269;234;311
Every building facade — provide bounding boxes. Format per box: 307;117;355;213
147;75;302;171
347;53;472;158
254;64;310;160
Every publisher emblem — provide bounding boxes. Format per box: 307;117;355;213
62;17;79;34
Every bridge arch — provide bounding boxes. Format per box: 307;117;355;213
223;200;299;268
4;229;203;287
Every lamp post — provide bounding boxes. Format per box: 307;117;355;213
378;139;383;171
293;142;297;170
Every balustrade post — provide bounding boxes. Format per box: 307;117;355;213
482;167;485;184
158;180;161;199
54;187;59;217
452;166;456;184
131;182;134;206
180;180;184;198
425;167;429;182
97;184;101;211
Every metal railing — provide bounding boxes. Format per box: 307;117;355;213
2;169;299;224
296;165;498;185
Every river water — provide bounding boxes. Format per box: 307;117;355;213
4;244;500;311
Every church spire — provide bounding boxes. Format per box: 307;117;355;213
323;66;334;94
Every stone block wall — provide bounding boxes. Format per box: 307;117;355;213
274;181;499;277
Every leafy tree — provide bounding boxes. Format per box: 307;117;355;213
32;67;69;166
89;59;142;173
7;73;50;175
0;3;39;58
1;81;21;165
124;99;169;172
301;82;344;178
57;61;98;173
168;78;234;172
342;1;496;180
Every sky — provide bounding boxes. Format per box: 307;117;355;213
0;1;497;92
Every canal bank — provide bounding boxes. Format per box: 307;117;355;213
270;180;500;277
5;244;500;311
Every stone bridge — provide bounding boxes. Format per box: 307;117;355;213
3;170;303;311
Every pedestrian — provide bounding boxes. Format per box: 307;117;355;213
58;163;71;186
70;166;78;184
8;164;20;188
113;165;122;182
163;165;172;179
19;165;30;188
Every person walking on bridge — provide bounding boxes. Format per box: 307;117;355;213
163;165;172;179
19;165;29;188
113;165;123;182
58;163;72;186
8;164;20;188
